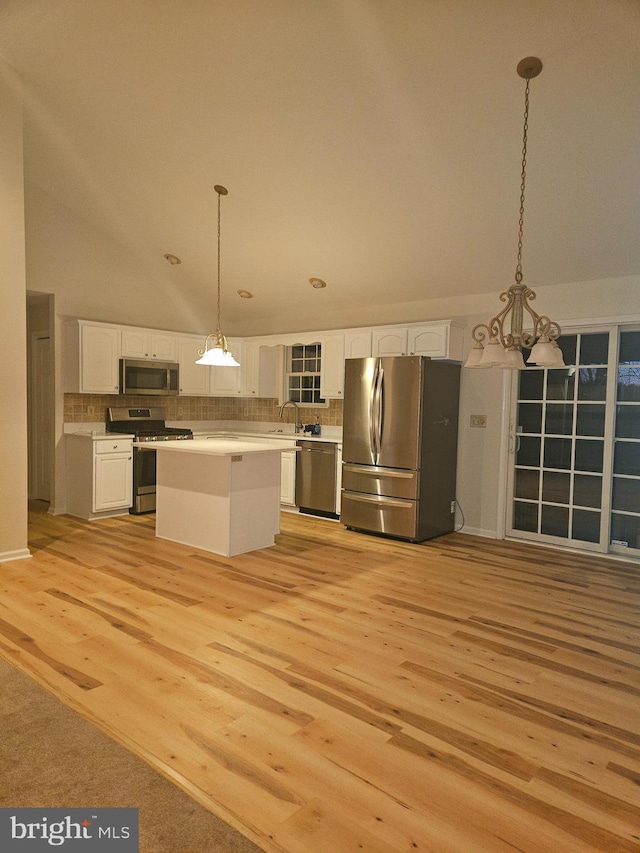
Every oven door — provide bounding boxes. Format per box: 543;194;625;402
132;446;157;514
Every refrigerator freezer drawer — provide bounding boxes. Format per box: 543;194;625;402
342;463;419;500
341;490;418;540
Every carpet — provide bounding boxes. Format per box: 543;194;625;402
0;656;265;852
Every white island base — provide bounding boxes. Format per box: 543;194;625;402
152;439;287;557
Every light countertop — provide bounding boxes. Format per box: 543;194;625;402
136;437;297;456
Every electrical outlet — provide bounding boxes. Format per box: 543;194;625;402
87;406;95;416
470;414;487;428
450;500;456;514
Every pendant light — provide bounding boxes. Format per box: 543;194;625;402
465;58;564;371
196;185;239;367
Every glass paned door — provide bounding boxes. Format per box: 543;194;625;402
510;332;610;551
611;330;640;553
509;326;640;557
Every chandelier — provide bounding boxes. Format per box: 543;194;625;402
465;58;564;370
196;185;240;367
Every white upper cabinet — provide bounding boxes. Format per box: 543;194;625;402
177;334;211;396
371;322;463;361
408;324;448;357
242;342;279;397
211;339;243;396
121;328;177;361
64;320;121;394
344;330;372;360
320;334;345;398
241;340;261;396
372;327;408;357
408;322;463;361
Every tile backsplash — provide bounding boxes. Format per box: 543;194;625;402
64;394;344;427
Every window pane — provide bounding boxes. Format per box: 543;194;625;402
515;469;539;500
519;370;544;400
611;513;640;549
575;439;604;473
513;501;538;532
544;437;572;470
541;505;569;537
518;403;542;434
517;436;541;467
542;471;570;504
619;331;640;365
545;404;573;435
572;509;601;543
617;367;640;402
546;370;575;401
578;368;607;401
614;441;640;476
579;333;609;365
615;405;640;439
576;404;605;437
556;335;577;366
574;474;602;508
612;476;640;513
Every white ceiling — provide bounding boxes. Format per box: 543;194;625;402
2;0;639;334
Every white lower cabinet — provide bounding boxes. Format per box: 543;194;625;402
280;449;297;506
66;434;133;520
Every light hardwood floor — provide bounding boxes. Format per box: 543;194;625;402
1;502;639;852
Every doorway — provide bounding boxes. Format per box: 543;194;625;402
27;292;54;503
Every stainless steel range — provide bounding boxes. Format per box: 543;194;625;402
106;407;193;514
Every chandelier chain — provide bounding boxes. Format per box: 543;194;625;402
216;189;222;335
515;77;530;284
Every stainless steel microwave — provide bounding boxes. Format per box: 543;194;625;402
119;359;179;396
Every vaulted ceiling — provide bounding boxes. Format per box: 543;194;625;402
2;1;639;335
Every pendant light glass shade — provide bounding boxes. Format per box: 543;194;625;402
527;335;559;367
479;337;508;367
197;185;239;367
500;347;527;370
463;341;492;368
196;332;240;366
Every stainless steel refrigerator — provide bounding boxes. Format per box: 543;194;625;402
341;356;460;542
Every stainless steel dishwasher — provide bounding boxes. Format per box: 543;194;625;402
295;440;338;518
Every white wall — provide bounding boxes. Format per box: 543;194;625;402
0;61;29;561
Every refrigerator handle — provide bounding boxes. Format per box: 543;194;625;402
373;364;384;458
368;366;377;454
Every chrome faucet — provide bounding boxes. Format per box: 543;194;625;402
278;400;302;433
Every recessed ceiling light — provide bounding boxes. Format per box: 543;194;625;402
309;277;326;289
164;253;181;265
237;289;253;299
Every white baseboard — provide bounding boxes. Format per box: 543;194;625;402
457;525;497;539
0;548;32;564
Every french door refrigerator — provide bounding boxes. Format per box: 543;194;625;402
341;356;460;542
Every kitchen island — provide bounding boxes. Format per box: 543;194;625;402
146;438;294;557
